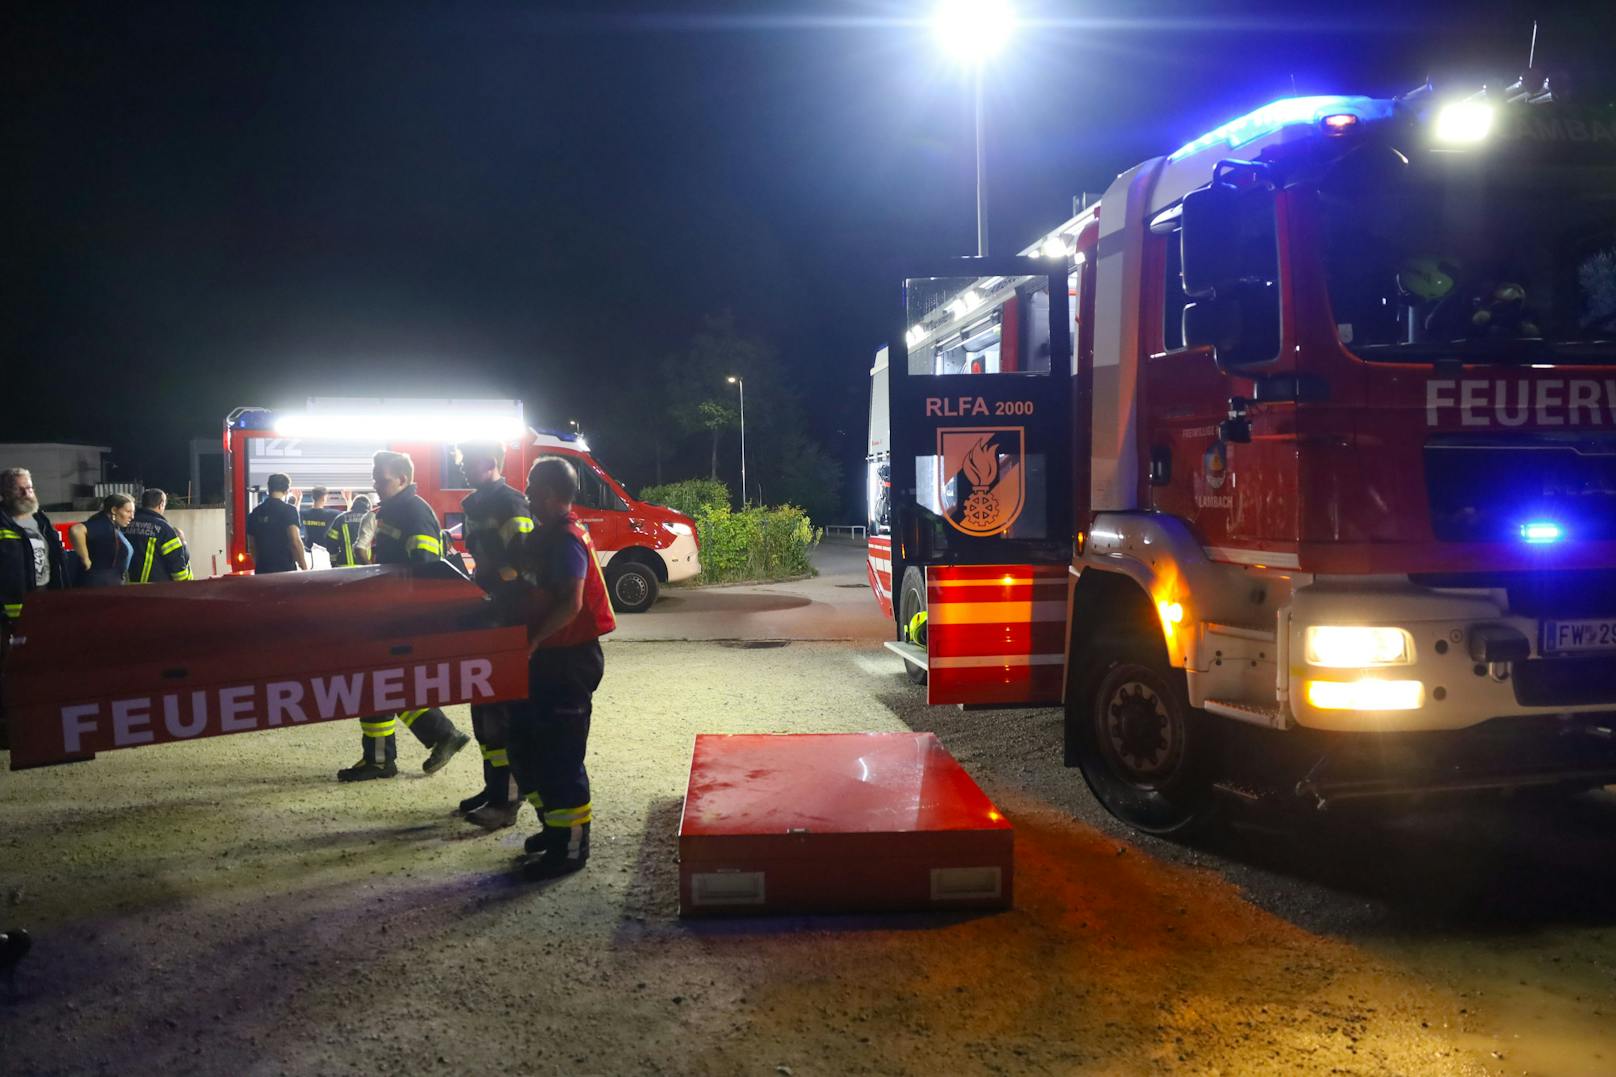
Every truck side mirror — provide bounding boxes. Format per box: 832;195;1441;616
1180;183;1241;298
1183;282;1280;370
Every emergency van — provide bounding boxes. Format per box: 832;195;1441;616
225;400;698;612
868;78;1616;831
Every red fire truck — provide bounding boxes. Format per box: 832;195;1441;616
225;399;699;612
869;80;1616;832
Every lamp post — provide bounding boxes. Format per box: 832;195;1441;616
726;375;746;505
933;0;1015;256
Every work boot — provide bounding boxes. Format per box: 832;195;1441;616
337;759;398;782
518;823;590;880
422;731;471;775
457;788;492;815
466;800;521;831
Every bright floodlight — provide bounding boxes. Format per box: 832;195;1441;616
933;0;1014;63
273;409;527;443
1434;101;1494;143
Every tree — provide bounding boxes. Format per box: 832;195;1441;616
695;399;738;479
660;312;767;493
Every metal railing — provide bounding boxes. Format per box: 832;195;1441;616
823;524;867;540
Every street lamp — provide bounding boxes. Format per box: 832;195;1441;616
932;0;1015;256
726;375;746;505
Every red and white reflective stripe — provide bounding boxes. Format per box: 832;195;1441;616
867;537;894;618
926;564;1068;706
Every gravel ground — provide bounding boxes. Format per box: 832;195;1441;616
1;549;1612;1075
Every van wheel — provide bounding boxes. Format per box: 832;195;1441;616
607;560;659;613
897;567;927;686
1073;640;1217;836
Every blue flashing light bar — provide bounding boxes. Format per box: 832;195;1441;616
1168;95;1391;162
1520;521;1564;544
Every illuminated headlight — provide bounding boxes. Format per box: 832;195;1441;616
1434;101;1494;144
1304;626;1414;667
664;522;694;537
1305;679;1424;711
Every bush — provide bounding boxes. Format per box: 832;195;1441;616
691;503;819;584
641;478;820;584
638;478;730;519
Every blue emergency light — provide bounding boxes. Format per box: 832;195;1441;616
1168;94;1392;161
1520;521;1564;544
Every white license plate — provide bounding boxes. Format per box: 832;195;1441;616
1541;618;1616;655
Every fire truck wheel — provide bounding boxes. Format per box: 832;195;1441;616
606;559;659;614
898;568;927;686
1075;643;1217;836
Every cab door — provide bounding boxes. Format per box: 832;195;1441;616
888;257;1074;705
553;455;629;558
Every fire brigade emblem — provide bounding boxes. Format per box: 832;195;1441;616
937;427;1025;536
1203;440;1228;490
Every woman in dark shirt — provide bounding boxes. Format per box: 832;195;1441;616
68;493;135;587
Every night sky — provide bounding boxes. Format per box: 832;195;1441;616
5;0;1611;506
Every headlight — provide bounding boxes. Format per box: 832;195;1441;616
1304;626;1414;668
665;522;693;537
1305;679;1424;711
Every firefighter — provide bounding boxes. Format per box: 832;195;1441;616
246;473;307;574
455;441;534;829
1;468;68;749
336;451;472;782
299;487;340;561
507;456;616;879
124;489;193;584
321;494;372;567
0;468;67;627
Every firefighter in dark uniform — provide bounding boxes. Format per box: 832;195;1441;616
336;450;472;782
321;495;372;567
455;441;534;829
125;489;193;584
300;487;341;560
1;468;68;748
507;456;616;879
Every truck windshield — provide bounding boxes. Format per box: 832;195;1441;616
1319;157;1616;363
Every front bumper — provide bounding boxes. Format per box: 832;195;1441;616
1287;578;1616;732
660;532;701;584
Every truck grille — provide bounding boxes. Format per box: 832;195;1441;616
1424;435;1616;543
1512;657;1616;708
1410;568;1616;618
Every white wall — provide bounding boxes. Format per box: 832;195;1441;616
51;506;230;579
2;444;107;508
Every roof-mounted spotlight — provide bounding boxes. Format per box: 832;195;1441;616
1434;101;1495;144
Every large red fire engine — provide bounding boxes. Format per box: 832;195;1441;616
868;80;1616;831
225;399;699;612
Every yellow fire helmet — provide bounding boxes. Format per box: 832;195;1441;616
1397;256;1459;301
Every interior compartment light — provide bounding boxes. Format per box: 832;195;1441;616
1520;521;1563;544
1305;679;1424;711
948;290;981;318
1305;626;1413;667
1039;235;1069;259
1434;101;1494;144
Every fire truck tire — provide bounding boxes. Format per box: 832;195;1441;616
1074;642;1217;836
898;568;927;686
606;559;659;614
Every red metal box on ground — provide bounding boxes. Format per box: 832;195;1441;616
678;732;1013;916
